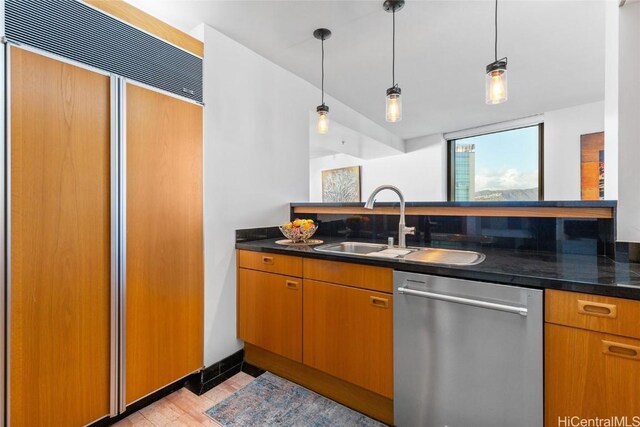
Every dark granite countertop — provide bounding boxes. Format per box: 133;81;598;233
236;237;640;300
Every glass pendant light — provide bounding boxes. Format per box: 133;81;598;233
486;0;508;105
386;87;402;123
384;0;404;122
316;105;329;134
314;28;332;134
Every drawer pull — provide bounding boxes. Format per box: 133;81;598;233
602;340;640;360
286;280;299;290
370;296;389;308
578;300;617;318
262;256;274;265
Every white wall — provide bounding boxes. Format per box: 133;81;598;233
203;25;312;364
202;25;397;365
309;134;447;202
617;1;640;243
604;1;619;200
544;101;605;200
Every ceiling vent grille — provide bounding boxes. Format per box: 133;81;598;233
5;0;203;103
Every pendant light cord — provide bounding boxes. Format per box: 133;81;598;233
321;37;325;105
392;9;396;86
494;0;498;62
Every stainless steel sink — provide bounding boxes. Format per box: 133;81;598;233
314;241;389;255
314;242;485;266
403;248;485;266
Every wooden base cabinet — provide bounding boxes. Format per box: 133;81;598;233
303;279;393;398
545;290;640;426
546;323;640;424
237;269;302;362
236;251;394;423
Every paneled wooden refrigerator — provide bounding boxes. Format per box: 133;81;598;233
4;1;204;424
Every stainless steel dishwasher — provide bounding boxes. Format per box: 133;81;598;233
394;271;543;427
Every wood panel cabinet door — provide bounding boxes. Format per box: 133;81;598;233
126;84;203;405
9;47;111;426
303;280;393;398
237;269;302;361
546;323;640;425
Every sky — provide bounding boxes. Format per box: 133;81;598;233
457;126;539;192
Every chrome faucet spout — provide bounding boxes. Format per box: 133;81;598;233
364;198;375;209
363;185;414;248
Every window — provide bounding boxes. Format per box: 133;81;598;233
448;124;543;201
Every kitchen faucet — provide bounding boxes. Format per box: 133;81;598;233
364;185;415;248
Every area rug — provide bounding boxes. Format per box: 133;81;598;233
205;372;386;426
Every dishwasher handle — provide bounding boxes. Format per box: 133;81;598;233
398;286;528;316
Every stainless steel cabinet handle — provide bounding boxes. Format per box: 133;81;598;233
397;287;528;316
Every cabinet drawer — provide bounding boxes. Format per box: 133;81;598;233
303;258;392;293
238;250;302;277
237;269;302;362
546;290;640;339
545;323;640;423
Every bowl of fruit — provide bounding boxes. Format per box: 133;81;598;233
279;219;318;243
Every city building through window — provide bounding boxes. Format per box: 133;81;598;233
448;124;543;201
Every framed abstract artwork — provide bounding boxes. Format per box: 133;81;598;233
321;166;361;202
580;132;605;200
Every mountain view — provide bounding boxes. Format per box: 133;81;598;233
474;188;539;201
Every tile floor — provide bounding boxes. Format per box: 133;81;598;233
113;372;256;426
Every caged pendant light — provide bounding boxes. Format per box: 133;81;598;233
383;0;404;122
314;28;332;134
486;0;508;104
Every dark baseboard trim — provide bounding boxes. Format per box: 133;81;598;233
241;361;266;378
88;372;200;427
89;349;260;426
184;349;246;395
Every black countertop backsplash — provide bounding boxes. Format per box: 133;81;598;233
309;214;615;257
289;201;618;258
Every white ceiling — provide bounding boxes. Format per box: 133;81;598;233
128;0;607;140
